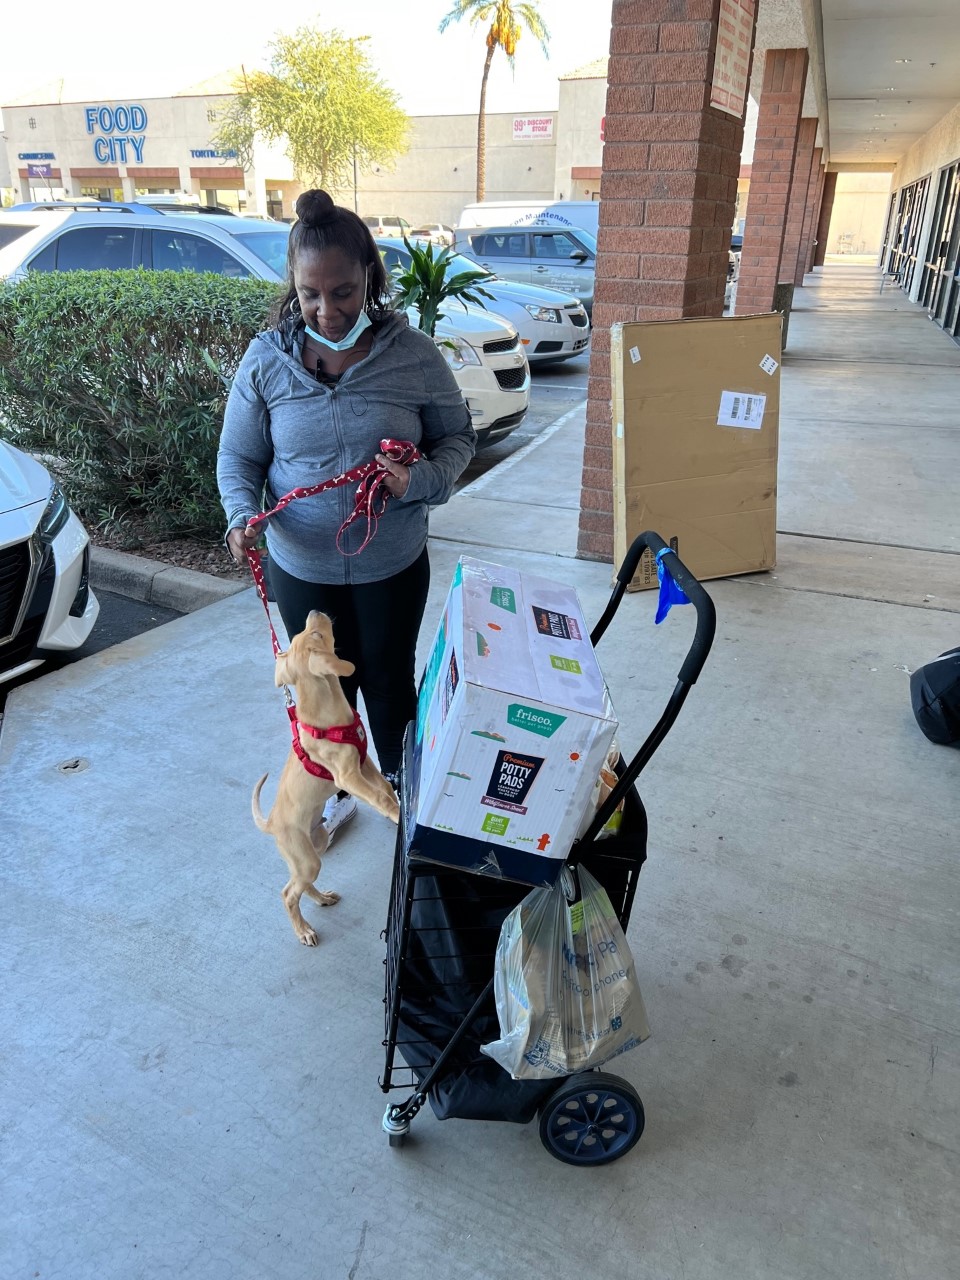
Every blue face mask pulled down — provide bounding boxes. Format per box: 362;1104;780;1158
304;277;372;352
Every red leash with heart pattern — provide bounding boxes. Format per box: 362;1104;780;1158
244;437;421;657
243;439;420;780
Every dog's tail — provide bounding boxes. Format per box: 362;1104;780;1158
251;774;271;831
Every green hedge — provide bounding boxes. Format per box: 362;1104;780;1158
0;270;278;539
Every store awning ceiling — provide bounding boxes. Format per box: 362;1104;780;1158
819;0;960;167
754;0;960;170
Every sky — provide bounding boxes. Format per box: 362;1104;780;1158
0;1;615;115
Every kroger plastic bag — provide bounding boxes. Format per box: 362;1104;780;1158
481;866;650;1080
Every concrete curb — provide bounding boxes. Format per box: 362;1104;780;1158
90;546;248;614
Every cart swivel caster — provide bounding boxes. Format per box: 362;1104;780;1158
538;1072;644;1166
382;1105;410;1148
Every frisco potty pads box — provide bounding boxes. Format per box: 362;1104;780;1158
405;557;618;886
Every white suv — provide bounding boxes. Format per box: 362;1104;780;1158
0;203;529;447
361;215;412;236
0;441;99;682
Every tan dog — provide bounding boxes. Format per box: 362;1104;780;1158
252;610;400;945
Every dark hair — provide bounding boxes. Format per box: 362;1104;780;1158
274;189;391;333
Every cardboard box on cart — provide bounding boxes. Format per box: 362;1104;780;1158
611;313;781;589
404;557;619;886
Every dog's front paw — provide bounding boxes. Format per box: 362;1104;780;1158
299;926;320;946
316;890;341;906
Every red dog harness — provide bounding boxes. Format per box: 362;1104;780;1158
288;706;368;782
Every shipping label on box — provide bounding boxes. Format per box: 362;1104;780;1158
407;557;618;885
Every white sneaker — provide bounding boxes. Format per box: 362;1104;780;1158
322;793;358;845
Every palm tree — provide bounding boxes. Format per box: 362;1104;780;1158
439;1;550;201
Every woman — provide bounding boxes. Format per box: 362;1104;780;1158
218;189;476;839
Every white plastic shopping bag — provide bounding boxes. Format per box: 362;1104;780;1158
481;866;650;1080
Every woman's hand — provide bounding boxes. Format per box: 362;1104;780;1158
377;453;411;499
227;522;262;564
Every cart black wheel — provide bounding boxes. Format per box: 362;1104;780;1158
538;1072;644;1166
388;1132;407;1149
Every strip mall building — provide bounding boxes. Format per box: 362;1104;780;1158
2;5;958;407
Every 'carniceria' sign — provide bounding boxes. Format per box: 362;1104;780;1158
84;104;147;164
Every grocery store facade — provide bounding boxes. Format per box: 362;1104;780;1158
1;86;301;218
2;61;718;226
2;10;958;360
1;73;603;226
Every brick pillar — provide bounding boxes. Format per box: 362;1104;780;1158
814;165;829;272
734;48;809;314
782;119;817;285
812;170;837;267
577;0;757;563
796;150;823;282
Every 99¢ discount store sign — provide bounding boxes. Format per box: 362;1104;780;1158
513;116;554;141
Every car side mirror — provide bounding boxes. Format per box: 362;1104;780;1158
569;250;588;262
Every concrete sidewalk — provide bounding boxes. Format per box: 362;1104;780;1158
2;263;958;1280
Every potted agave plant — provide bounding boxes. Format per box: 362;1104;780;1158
389;236;494;338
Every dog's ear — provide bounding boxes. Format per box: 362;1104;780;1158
307;651;355;679
274;651;292;687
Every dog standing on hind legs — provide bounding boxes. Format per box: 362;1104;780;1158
252;610;400;946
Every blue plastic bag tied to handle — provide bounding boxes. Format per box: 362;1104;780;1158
655;547;691;625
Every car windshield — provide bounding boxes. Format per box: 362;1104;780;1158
573;229;597;253
443;250;494;279
229;227;290;277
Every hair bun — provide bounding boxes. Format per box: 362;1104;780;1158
296;189;338;228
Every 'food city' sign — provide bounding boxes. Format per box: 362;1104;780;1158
84;104;148;164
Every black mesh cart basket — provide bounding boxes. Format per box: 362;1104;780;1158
380;532;716;1166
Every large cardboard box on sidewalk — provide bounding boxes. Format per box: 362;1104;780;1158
611;314;781;589
404;556;618;886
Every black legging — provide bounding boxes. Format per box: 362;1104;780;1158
269;549;430;776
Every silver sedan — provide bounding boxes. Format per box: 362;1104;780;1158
377;238;591;366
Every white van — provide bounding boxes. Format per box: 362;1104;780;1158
458;200;600;238
455;223;597;317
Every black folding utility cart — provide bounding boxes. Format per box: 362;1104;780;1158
380;533;716;1166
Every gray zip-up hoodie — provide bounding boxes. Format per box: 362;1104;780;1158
217;311;477;584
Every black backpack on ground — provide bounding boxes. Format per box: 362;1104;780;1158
910;647;960;747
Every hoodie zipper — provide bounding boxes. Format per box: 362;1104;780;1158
326;386;353;585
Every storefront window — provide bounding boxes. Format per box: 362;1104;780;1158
80;186;123;203
920;162;960;341
883;176;930;293
201;188;246;213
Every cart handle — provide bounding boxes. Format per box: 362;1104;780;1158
591;531;716;687
577;533;716;845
